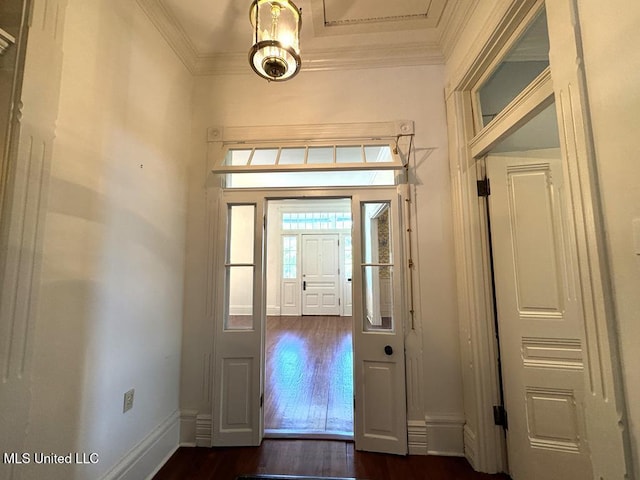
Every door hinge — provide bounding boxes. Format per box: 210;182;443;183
338;298;341;306
493;405;508;429
260;393;264;408
477;178;491;197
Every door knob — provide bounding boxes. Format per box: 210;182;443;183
384;345;393;356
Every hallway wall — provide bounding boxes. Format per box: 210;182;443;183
16;1;193;479
181;64;465;452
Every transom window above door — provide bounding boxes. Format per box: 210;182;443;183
206;121;414;189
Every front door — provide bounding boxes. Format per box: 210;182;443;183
301;234;340;315
352;190;408;455
487;153;592;479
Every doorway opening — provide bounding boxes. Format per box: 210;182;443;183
264;198;354;439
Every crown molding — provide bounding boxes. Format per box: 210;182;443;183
194;42;444;76
137;0;445;77
439;0;479;62
136;0;198;73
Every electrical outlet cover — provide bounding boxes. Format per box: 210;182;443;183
123;389;134;413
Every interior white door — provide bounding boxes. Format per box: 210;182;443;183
302;234;340;315
352;191;408;455
487;153;592;479
212;200;264;446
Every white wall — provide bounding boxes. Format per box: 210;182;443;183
578;0;640;472
181;64;464;444
20;1;192;478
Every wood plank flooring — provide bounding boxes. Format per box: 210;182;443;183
265;315;353;435
152;440;511;480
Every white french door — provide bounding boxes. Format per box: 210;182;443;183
212;189;407;455
212;195;265;446
352;189;408;455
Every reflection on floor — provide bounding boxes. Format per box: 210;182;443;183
265;315;353;437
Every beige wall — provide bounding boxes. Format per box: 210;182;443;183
181;64;465;449
19;1;193;478
578;0;640;472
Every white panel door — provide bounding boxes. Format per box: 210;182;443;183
212;200;264;446
302;234;340;315
353;191;407;455
487;154;592;479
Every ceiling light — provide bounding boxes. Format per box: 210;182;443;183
249;0;301;81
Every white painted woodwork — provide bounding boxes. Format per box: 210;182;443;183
341;233;353;316
0;27;15;56
280;279;300;316
302;234;341;316
445;0;633;475
0;1;67;475
353;190;408;455
487;153;591;479
184;64;459;459
213;197;264;446
135;0;477;75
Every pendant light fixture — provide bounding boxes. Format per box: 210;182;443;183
249;0;301;81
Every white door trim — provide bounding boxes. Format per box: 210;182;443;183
445;0;632;476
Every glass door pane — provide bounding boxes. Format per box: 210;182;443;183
361;202;393;332
225;204;256;330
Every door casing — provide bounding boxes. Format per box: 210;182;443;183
445;0;632;476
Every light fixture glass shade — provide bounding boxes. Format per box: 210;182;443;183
249;0;301;81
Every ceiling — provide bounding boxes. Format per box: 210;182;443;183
136;0;475;75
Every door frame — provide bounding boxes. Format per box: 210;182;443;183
445;0;631;476
211;186;409;449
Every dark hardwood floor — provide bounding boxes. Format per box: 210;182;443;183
153;439;511;480
265;315;353;435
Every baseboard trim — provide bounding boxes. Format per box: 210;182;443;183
100;410;180;480
425;414;465;457
196;414;213;447
180;409;198;446
463;424;477;468
408;420;428;455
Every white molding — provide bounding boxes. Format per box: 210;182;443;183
267;305;281;316
195;43;444;76
408;420;427;455
195;414;212;447
135;0;198;73
0;27;15;56
179;409;198;446
229;305;253;316
210;121;414;144
135;0;444;75
439;0;480;62
99;410;180;480
463;424;478;469
545;1;632;477
425;414;465;457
